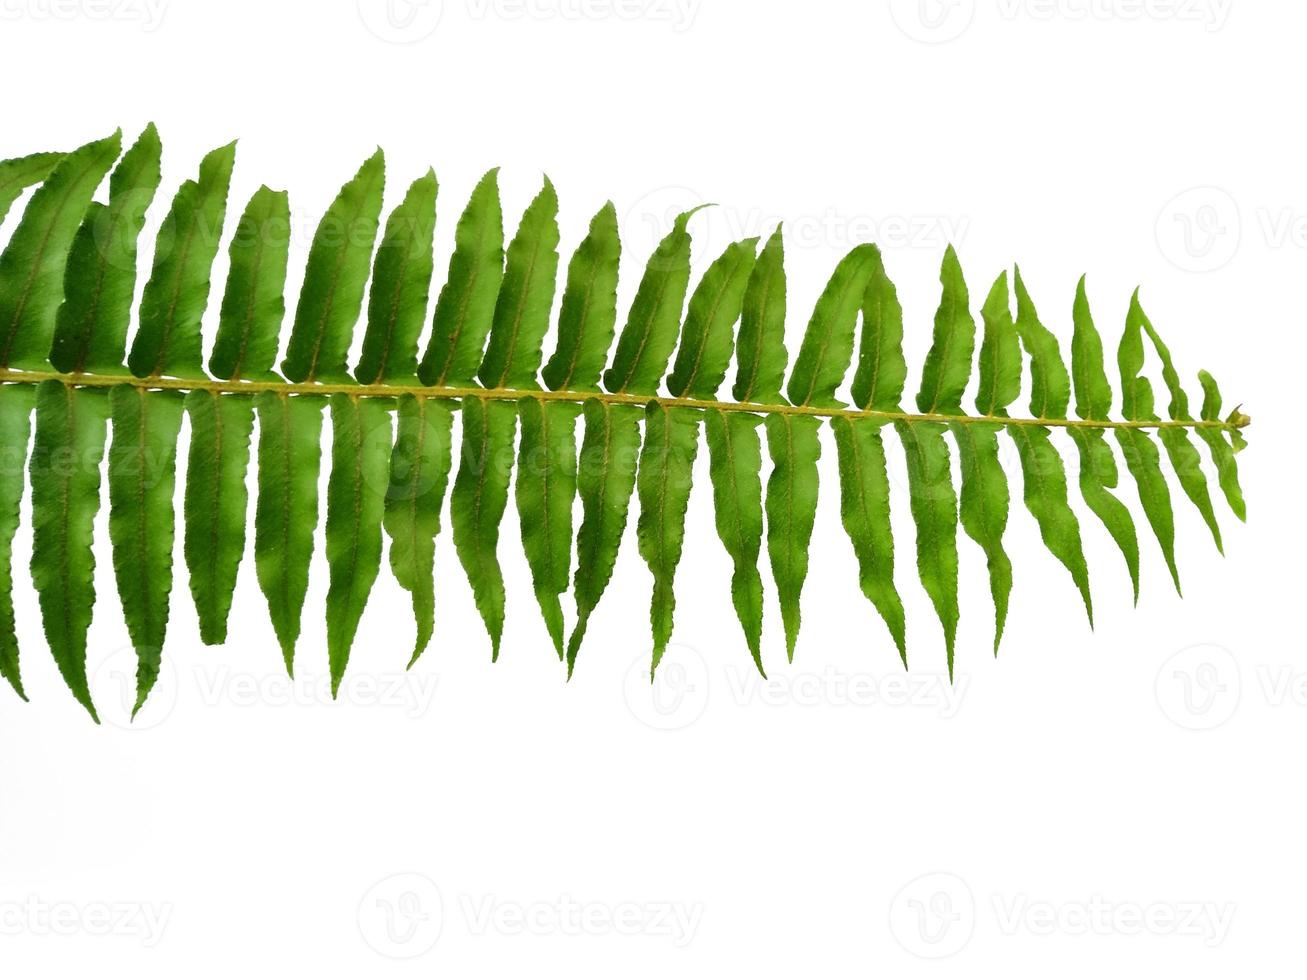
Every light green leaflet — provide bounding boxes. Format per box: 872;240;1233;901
0;151;64;223
50;124;162;376
1117;291;1182;594
0;132;122;371
355;171;438;386
0;131;1252;718
603;208;700;395
540;202;621;393
210;186;292;381
282;149;384;384
636;403;701;672
128;141;236;379
1069;277;1141;600
383;395;454;664
1011;269;1092;622
419;169;503;387
567;399;641;675
450;396;517;660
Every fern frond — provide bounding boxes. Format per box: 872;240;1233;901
0;129;1251;720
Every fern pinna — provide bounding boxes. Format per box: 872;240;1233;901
0;129;1249;721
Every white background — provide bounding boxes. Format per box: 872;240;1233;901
0;0;1299;975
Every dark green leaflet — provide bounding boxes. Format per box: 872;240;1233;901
635;403;700;671
324;394;394;694
106;385;185;716
515;397;581;658
450;396;517;659
1069;279;1140;600
831;416;906;663
851;246;908;413
896;420;959;677
603;208;699;395
29;383;109;721
355;171;438;386
666;237;759;398
763;412;821;660
1195;369;1245;521
383;395;454;664
703;409;765;673
916;245;974;416
567;399;642;675
786;243;879;408
1132;298;1223;552
540;202;621;393
209;186;291;381
50;125;162;375
953;273;1017;650
419;169;504;387
0;132;121;371
478;178;560;389
0;384;35;698
253;392;326;673
0;151;64;223
732;226;787;405
1117;292;1181;594
128;141;237;380
281;149;385;384
183;390;255;644
1011;272;1092;620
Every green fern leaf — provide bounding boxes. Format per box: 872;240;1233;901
1068;276;1140;600
852;245;908;413
636;403;700;671
478;178;560;390
703;409;766;673
0;384;35;699
0;132;121;371
325;394;394;693
787;244;879;409
29;382;109;721
418;169;503;387
1012;269;1092;622
732;226;787;405
253;392;325;673
1117;291;1182;594
667;237;759;398
355;171;439;386
567;399;641;675
450;396;516;659
128;141;236;379
515;397;580;657
281;149;384;384
383;395;454;664
183;390;255;644
106;385;184;716
0;151;64;223
603;208;699;395
764;412;821;660
209;186;292;381
1194;369;1245;521
50;124;162;375
540;202;620;393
